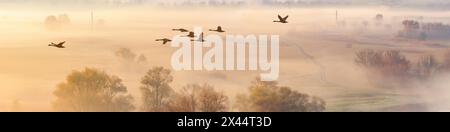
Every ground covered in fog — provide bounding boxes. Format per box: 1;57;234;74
1;5;450;111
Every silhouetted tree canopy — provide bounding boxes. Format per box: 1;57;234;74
44;15;60;30
137;54;148;65
58;14;71;25
44;14;71;30
236;78;326;112
115;48;137;62
356;50;410;77
355;50;411;88
53;68;135;112
167;84;228;112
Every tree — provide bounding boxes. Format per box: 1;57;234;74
417;55;439;80
166;85;197;112
58;14;71;25
380;51;410;77
402;20;420;30
236;78;326;112
115;48;137;63
137;54;148;65
439;51;450;72
197;84;228;112
355;50;411;88
44;15;60;30
355;49;383;68
53;68;135;112
167;84;228;112
355;50;411;75
140;67;174;111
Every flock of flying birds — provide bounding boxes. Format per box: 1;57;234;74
156;26;225;45
155;14;289;45
48;15;289;48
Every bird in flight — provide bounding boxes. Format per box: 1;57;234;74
273;15;289;23
185;32;196;38
209;26;225;33
48;41;66;48
172;28;189;32
156;38;172;45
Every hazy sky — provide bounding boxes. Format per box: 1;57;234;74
0;0;449;8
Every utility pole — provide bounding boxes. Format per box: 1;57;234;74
336;10;338;24
91;10;94;31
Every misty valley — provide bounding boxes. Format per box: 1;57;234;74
170;33;279;81
1;0;450;112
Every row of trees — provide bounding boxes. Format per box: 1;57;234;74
235;78;326;112
398;20;450;40
44;14;71;30
53;67;326;112
355;50;450;88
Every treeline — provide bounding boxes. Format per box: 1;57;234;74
398;20;450;40
355;49;450;88
52;67;326;112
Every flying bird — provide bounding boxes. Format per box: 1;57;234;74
172;28;189;32
156;38;172;45
48;41;66;48
273;15;289;23
209;26;225;33
185;32;196;38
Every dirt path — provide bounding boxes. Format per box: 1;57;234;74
292;44;329;84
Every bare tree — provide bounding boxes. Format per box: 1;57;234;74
140;67;174;112
166;85;197;112
167;84;228;112
197;84;228;112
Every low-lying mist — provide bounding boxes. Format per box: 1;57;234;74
1;4;450;111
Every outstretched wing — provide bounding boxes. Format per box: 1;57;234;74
57;41;66;46
283;15;289;21
278;15;283;21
